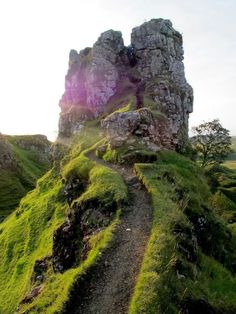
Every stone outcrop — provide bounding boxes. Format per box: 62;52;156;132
58;18;193;151
59;30;126;137
131;19;193;149
102;108;172;151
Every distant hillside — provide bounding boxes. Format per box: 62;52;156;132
0;134;51;221
224;136;236;169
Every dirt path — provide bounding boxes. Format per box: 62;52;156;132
65;153;152;314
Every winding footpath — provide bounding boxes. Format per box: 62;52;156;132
65;153;152;314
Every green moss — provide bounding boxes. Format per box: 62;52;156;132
77;164;127;206
68;119;102;159
0;168;66;314
101;145;119;163
62;152;95;181
114;98;136;113
101;142;158;165
0;169;27;219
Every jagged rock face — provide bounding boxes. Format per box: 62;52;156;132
86;30;124;113
131;19;193;148
58;18;193;151
59;30;125;137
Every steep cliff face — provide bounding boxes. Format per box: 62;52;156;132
58;19;193;151
59;30;125;137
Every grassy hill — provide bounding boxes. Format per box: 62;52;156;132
0;134;51;221
0;119;236;313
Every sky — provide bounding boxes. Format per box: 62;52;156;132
0;0;235;140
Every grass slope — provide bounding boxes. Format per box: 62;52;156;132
0;124;127;314
0;169;66;314
130;152;236;313
1;120;236;313
0;135;51;221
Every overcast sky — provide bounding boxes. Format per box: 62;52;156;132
0;0;235;140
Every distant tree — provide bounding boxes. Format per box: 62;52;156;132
191;119;232;167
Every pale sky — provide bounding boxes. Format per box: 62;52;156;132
0;0;235;140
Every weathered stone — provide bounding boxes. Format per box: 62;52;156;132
59;30;125;137
86;30;124;114
58;18;193;151
102;108;173;151
101;111;141;147
131;19;193;150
